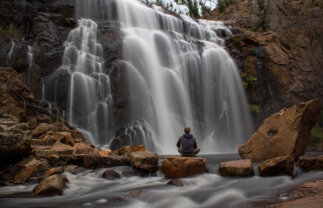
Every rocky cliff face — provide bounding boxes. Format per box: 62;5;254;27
204;0;323;124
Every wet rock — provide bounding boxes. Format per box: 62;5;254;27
121;167;150;177
44;131;74;146
45;166;64;177
73;142;92;154
162;156;206;179
258;156;294;177
296;155;323;171
50;142;74;155
98;148;112;157
101;169;121;180
167;179;184;187
219;159;254;177
31;174;69;197
32;123;56;138
130;151;158;172
14;158;50;184
116;145;146;156
239;100;321;162
64;165;83;174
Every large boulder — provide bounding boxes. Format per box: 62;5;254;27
296;155;323;171
162;157;206;178
130;151;158;172
238;100;321;162
258;156;294;177
219;159;255;177
31;174;69;196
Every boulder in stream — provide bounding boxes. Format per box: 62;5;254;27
162;156;206;178
258;156;294;177
219;159;254;177
31;174;69;196
238;99;321;162
130;151;158;172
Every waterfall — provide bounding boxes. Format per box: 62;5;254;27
7;40;15;61
67;0;253;153
59;19;114;145
27;45;33;87
116;0;253;153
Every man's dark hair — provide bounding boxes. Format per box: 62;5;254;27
184;126;190;134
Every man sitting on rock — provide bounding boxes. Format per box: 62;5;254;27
177;126;200;157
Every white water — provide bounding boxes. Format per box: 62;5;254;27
7;40;15;61
117;0;253;153
59;19;114;145
1;154;323;208
68;0;255;153
27;45;33;87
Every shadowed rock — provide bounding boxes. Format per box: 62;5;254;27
162;157;206;179
219;159;254;177
130;151;158;172
296;155;323;171
258;156;294;177
31;174;69;196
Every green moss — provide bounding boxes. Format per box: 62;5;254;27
249;104;261;113
241;72;257;89
0;26;6;37
308;124;323;151
232;37;241;47
257;0;265;10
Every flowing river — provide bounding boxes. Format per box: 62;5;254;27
1;154;322;208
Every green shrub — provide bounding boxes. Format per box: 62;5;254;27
0;26;6;37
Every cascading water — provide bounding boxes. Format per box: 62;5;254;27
7;40;15;61
27;45;33;87
59;19;114;145
116;0;254;153
67;0;253;153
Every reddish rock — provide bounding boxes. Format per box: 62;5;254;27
73;142;92;154
258;156;294;177
45;167;64;177
130;151;158;172
239;100;321;162
50;142;74;155
219;159;254;177
32;123;55;138
296;155;323;171
162;156;206;179
98;148;112;157
44;131;74;146
64;165;83;174
101;169;121;180
14;158;49;184
31;174;69;196
116;145;146;156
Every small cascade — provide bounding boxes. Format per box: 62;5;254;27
7;40;15;61
27;45;33;87
41;77;46;101
59;19;114;145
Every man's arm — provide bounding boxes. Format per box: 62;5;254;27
176;138;181;148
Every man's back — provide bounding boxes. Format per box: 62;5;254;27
177;133;197;154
